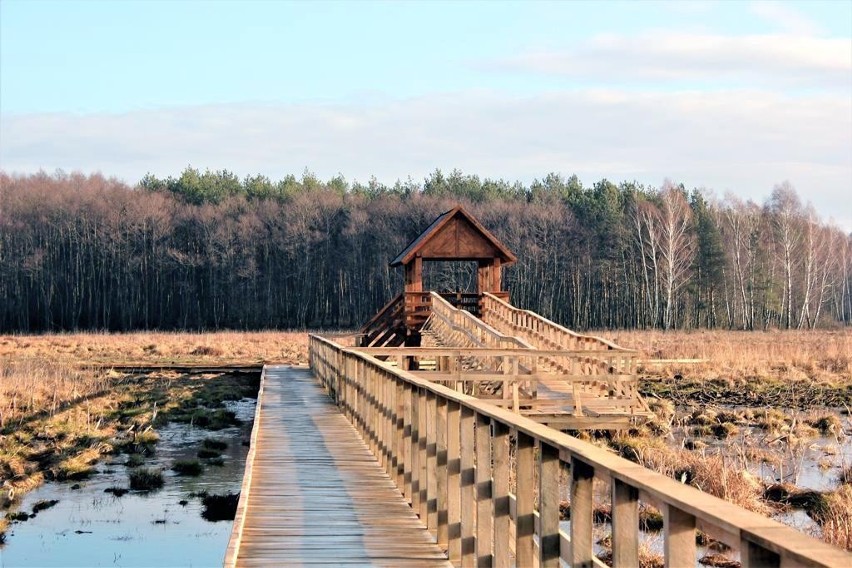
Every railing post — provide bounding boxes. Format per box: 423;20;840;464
664;505;696;568
571;457;594;568
491;421;511;568
393;379;402;488
402;383;413;503
538;442;560;567
437;397;449;549
447;400;462;563
516;431;535;567
460;406;476;566
411;386;422;516
371;367;380;461
742;539;780;568
475;413;493;566
386;374;395;478
418;388;429;523
426;392;438;536
611;478;639;567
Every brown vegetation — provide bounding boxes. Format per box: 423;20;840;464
609;329;852;407
0;332;307;540
0;331;309;370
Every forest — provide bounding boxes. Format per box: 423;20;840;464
1;167;850;332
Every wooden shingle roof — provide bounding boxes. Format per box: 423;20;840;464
390;206;516;266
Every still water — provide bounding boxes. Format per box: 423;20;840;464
0;399;255;568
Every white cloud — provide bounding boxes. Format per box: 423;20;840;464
750;1;824;36
2;88;850;229
494;32;851;91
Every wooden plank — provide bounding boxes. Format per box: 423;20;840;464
447;401;462;563
571;457;594;567
460;406;476;566
475;412;493;565
516;431;535;567
539;442;561;567
491;420;511;568
612;478;639;567
232;366;449;567
664;504;696;568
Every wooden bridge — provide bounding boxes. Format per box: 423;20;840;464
225;207;850;566
225;342;850;567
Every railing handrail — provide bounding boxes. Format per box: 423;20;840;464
309;333;851;567
429;292;532;350
359;292;404;334
482;292;631;352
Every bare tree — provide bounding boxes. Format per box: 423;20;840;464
768;182;803;329
658;182;696;329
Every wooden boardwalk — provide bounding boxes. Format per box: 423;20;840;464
228;366;450;567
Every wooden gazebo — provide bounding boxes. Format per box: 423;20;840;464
390;206;516;301
359;206;516;347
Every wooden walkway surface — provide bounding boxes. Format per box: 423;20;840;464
229;365;450;567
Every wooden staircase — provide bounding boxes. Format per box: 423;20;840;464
356;291;650;428
358;294;405;347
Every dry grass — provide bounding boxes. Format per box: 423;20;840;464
609;434;770;515
0;330;310;369
608;329;851;385
815;485;852;549
0;331;309;538
606;329;852;408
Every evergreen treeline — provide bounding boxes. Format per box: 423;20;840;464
1;168;850;332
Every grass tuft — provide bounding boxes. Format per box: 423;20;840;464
201;492;240;522
201;438;228;451
128;467;164;491
197;448;222;459
172;459;203;476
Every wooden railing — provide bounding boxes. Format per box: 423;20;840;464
439;291;481;316
356;346;646;421
481;292;630;354
431;293;646;417
429;292;531;351
309;334;850;568
359;293;405;347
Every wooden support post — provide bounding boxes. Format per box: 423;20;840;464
402;383;413;503
394;380;404;489
427;392;438;536
419;389;429;522
491;421;511;568
611;479;639;567
538;442;560;567
515;432;535;567
475;413;492;566
410;386;422;516
571;457;594;568
742;539;780;568
447;401;462;563
437;397;449;549
381;374;389;474
460;406;476;566
664;505;696;568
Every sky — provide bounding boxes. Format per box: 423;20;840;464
1;0;850;228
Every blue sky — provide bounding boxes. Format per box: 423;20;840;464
1;0;851;227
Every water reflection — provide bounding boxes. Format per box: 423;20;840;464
0;398;254;567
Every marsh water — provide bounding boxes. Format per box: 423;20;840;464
0;398;255;567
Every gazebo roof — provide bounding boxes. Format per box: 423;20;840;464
390;206;516;267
